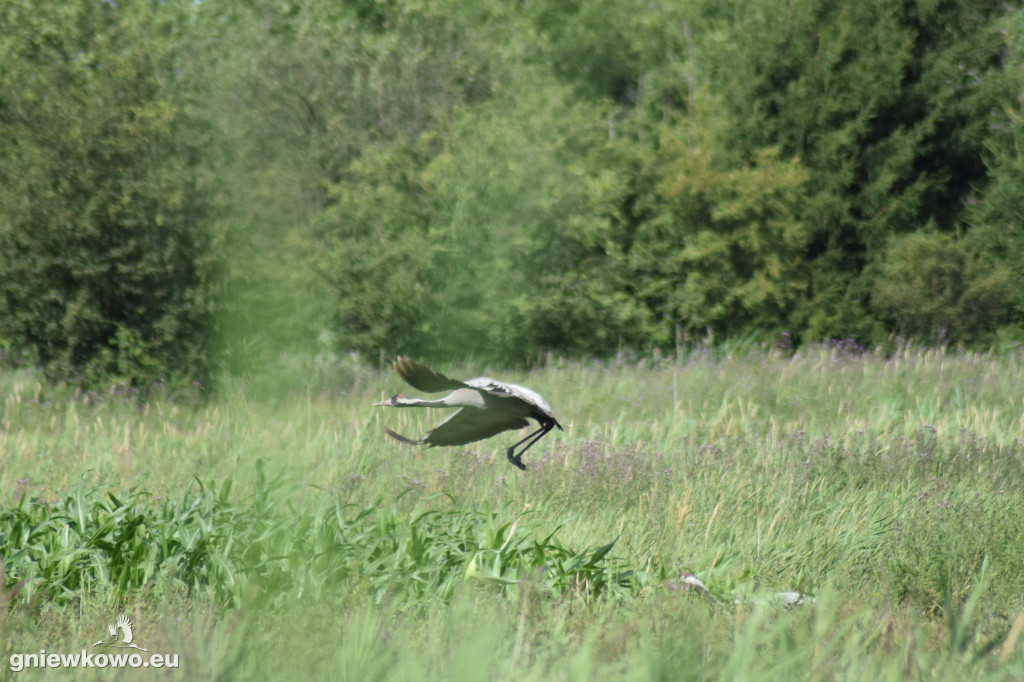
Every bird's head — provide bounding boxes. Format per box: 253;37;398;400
373;393;408;407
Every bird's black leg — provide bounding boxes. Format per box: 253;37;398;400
506;421;555;470
506;446;529;471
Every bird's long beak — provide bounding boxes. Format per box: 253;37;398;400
373;394;397;407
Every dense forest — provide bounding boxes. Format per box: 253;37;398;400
2;0;1023;387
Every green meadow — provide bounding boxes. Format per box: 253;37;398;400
3;345;1024;680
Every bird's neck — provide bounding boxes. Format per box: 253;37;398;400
394;396;448;408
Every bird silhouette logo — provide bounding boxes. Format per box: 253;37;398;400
93;614;149;651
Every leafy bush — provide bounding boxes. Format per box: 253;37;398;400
316;73;651;363
870;231;1011;344
630;102;811;340
0;2;218;388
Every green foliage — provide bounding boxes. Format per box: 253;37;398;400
317;71;650;363
316;139;442;358
0;469;635;610
3;0;1024;382
4;352;1024;678
193;0;502;371
692;0;1020;343
630;98;810;338
963;12;1024;336
0;0;217;387
871;231;1012;344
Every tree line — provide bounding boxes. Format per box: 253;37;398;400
2;0;1022;387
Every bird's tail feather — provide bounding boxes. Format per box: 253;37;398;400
384;427;422;446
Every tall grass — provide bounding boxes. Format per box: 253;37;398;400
2;345;1023;679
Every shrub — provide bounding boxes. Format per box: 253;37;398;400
0;2;218;388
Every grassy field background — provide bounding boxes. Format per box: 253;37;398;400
2;344;1024;680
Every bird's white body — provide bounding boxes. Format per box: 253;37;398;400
681;571;723;605
677;571;816;608
374;358;562;470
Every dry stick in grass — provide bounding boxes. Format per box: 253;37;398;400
704;493;723;541
1000;609;1024;664
500;504;531;552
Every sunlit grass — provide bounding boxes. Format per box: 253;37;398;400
2;344;1024;679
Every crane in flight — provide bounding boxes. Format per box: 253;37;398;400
373;357;562;470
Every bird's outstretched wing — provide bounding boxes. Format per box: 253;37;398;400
463;377;515;397
393;357;466;393
423;409;530;447
117;614;134;644
465;378;555;416
383;427;421;445
384;412;529;448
